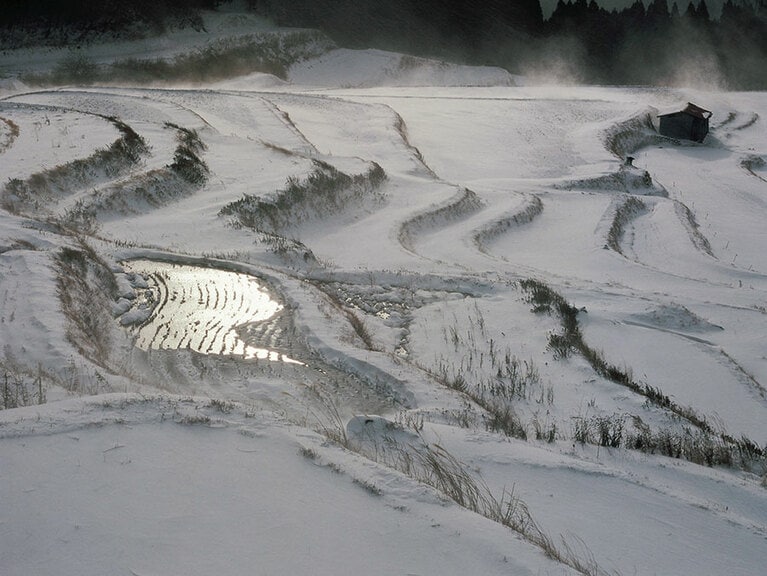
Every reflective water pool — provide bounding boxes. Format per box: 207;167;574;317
122;260;302;364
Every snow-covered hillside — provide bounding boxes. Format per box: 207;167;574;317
1;10;766;576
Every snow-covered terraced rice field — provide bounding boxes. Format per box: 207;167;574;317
0;104;118;181
1;27;766;576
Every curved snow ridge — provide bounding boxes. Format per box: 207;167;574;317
714;111;738;130
603;107;665;159
260;97;321;156
711;110;759;130
733;112;760;131
65;165;197;220
5;88;203;132
473;194;543;254
0;115;149;217
264;93;433;177
392;110;438;178
65;123;210;221
627;303;723;334
398;187;484;252
0;393;282;439
482;435;767;540
219;160;387;235
615;195;725;282
740;154;767;183
0;101;125;179
672;199;715;258
555;165;667;197
601;194;648;255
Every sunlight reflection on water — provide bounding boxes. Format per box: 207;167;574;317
123;260;302;364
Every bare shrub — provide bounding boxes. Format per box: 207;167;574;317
483;404;528;439
532;413;557;443
301;385;350;448
1;363;45;409
0;116;20;152
164;123;209;185
573;414;625;448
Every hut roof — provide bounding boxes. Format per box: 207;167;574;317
659;102;712;119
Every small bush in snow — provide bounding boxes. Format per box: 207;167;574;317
1;363;45;410
165;123;209;185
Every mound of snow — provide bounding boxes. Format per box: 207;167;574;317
628;304;723;333
559;164;667;195
0;77;28;96
211;71;290;90
289;48;515;88
346;414;423;450
0;396;567;576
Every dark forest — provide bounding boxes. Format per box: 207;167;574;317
2;0;766;88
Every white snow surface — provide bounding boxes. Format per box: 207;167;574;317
288;48;516;88
1;12;766;576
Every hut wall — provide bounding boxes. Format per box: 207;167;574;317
659;113;708;143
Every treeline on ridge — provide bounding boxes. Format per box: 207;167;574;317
0;0;224;41
1;0;766;89
256;0;767;89
541;0;767;88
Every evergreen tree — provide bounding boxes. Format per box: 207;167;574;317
616;0;647;35
500;0;544;34
696;0;711;22
647;0;670;23
625;0;647;24
548;0;573;33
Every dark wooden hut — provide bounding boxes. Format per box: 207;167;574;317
658;103;712;143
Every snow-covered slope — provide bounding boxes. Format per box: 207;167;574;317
288;48;516;88
1;12;766;576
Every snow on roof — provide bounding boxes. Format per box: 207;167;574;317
658;102;713;119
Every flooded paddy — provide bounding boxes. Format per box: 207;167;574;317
120;260;301;364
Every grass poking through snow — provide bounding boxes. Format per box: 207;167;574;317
519;278;766;472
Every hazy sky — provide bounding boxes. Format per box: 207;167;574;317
539;0;725;19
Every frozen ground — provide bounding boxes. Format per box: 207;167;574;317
1;10;766;576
